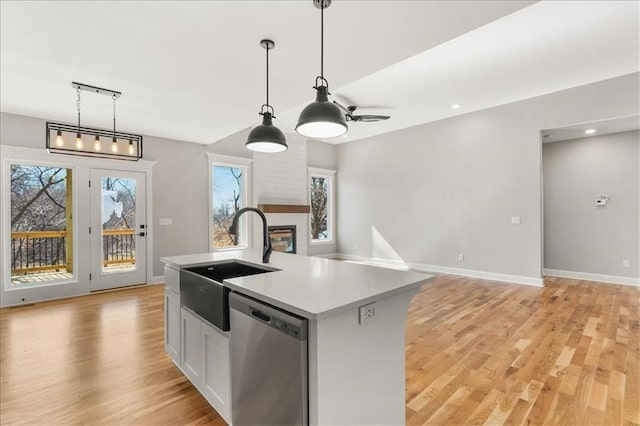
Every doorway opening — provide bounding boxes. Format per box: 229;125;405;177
540;115;639;285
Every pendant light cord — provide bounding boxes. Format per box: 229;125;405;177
320;3;324;82
266;43;270;109
76;88;82;129
113;94;117;136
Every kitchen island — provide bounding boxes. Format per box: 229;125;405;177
162;250;433;425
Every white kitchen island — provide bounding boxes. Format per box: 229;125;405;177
162;250;433;425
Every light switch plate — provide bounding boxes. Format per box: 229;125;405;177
511;216;521;225
159;218;172;226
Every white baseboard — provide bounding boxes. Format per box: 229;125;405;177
334;253;544;287
543;269;639;286
151;275;165;285
312;253;341;259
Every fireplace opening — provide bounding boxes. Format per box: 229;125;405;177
268;225;296;254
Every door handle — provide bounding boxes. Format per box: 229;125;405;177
138;232;146;237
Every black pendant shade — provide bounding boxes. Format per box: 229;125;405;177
295;0;348;139
246;39;287;153
245;112;287;153
295;85;347;138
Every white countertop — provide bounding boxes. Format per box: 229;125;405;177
161;250;433;320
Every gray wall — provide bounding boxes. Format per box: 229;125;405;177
1;112;210;277
307;139;337;170
206;128;253;159
543;131;639;277
336;73;639;279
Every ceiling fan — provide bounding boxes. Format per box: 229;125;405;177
332;100;391;123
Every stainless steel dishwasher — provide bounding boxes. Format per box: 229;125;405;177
229;292;308;426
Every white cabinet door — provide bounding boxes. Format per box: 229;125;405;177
181;308;204;386
202;321;231;423
164;288;180;363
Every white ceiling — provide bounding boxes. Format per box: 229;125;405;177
1;1;638;147
542;115;640;143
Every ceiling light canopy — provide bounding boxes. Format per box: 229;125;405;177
451;104;461;109
246;39;287;153
295;0;347;139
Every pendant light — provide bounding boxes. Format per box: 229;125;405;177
245;39;287;153
46;82;142;160
295;0;347;139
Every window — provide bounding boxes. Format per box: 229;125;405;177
9;164;74;285
209;154;252;250
308;167;336;244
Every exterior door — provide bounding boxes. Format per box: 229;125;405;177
89;169;146;291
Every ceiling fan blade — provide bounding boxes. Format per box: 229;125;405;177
352;114;390;122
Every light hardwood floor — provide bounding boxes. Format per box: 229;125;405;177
1;275;638;425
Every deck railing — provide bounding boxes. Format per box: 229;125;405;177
102;229;136;267
11;229;136;275
11;231;68;274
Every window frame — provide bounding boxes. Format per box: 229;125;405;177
308;167;336;245
208;153;253;252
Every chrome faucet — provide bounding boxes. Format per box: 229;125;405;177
229;207;273;264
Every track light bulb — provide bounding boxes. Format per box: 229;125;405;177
111;138;118;153
94;135;101;151
55;130;64;147
75;133;83;149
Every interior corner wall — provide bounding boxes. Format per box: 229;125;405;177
335;73;640;280
0;111;210;278
543;131;639;278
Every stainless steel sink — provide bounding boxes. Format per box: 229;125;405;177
180;261;279;331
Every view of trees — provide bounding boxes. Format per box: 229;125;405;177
213;166;243;247
101;177;136;229
101;177;137;269
10;165;70;277
11;165;68;232
310;176;328;240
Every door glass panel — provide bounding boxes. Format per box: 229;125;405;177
101;177;136;274
10;164;73;285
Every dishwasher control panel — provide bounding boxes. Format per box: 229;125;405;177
272;317;301;338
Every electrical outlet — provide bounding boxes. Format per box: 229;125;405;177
458;253;465;261
511;216;521;225
623;259;630;268
359;303;375;325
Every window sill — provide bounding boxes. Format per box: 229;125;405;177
309;239;334;246
211;245;248;252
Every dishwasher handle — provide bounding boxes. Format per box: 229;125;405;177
251;309;271;323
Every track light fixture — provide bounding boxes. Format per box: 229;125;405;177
46;82;142;160
295;0;347;139
245;39;288;153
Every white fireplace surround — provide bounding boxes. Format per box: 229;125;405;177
251;135;309;256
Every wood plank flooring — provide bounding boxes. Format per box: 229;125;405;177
1;275;638;425
405;275;639;425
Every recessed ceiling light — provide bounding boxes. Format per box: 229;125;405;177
585;129;596;135
451;104;461;110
